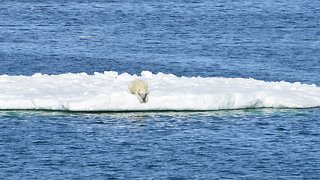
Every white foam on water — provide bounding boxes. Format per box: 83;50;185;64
0;71;319;111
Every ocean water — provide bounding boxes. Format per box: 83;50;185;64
0;0;320;179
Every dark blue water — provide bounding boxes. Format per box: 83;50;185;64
1;0;320;179
1;109;320;179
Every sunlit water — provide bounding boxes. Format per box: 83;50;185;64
1;0;320;179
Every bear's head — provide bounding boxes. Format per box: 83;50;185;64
136;88;148;103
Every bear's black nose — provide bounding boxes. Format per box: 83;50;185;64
141;94;148;103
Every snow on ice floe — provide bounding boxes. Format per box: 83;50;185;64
0;71;320;111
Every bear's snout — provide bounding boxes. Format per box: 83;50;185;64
140;93;148;103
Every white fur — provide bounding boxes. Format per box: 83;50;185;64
128;79;149;103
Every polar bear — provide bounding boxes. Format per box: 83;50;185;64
128;79;149;103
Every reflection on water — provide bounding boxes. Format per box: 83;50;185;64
0;108;319;179
0;107;313;119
